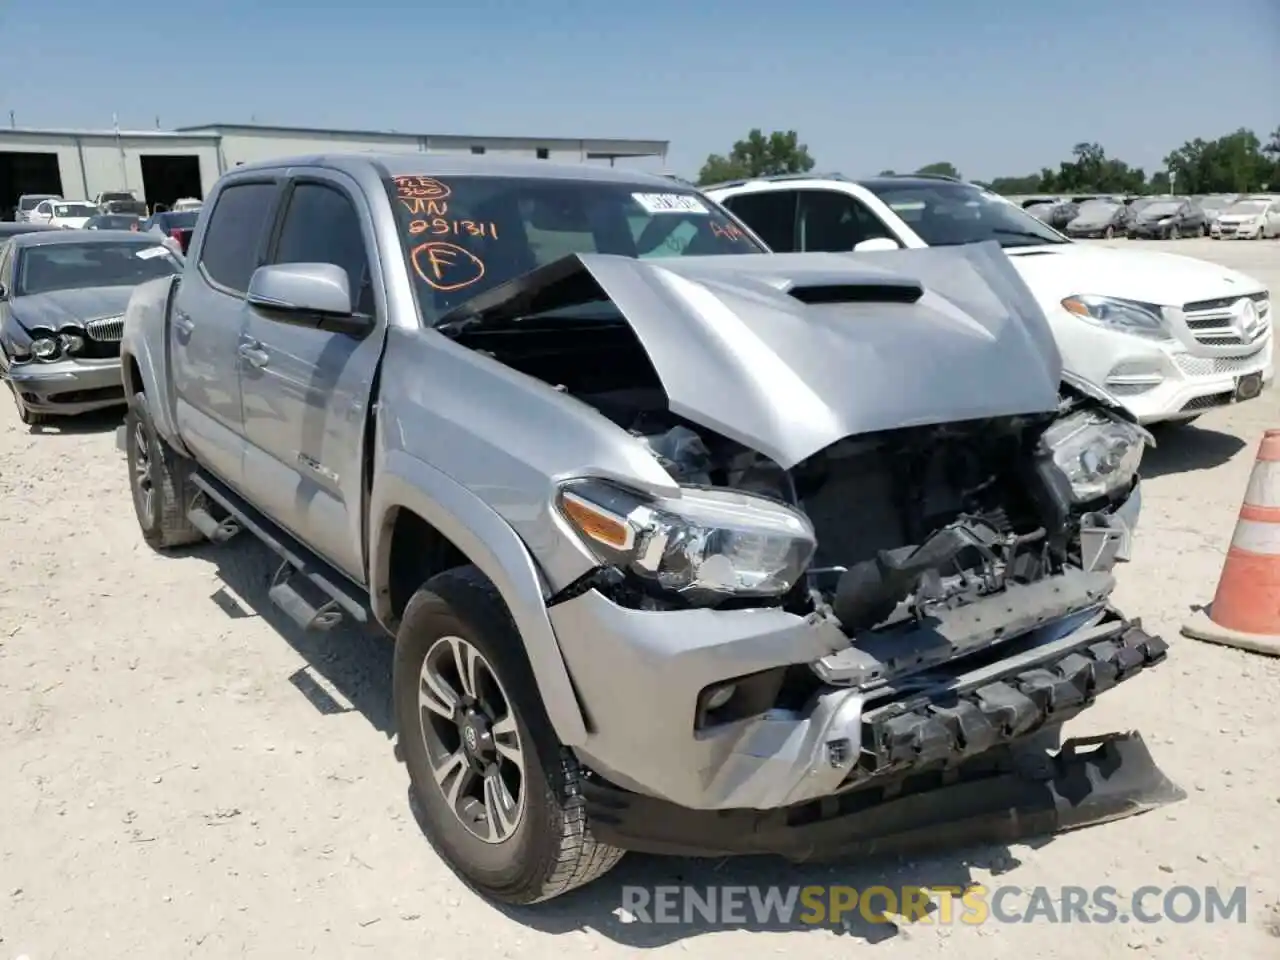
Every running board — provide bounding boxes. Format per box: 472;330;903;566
583;730;1184;860
190;472;370;632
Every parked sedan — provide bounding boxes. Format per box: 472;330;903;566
0;231;183;425
1026;199;1079;230
1127;198;1206;239
1065;200;1131;239
1211;198;1280;240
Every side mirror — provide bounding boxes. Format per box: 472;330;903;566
852;237;900;253
0;283;7;301
247;263;372;336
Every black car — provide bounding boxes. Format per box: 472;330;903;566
0;222;60;239
1127;198;1207;239
84;213;142;232
1064;200;1132;239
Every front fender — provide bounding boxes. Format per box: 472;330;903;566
120;275;190;454
370;449;589;747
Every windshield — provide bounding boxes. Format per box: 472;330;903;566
386;175;764;323
16;241;182;296
1142;201;1183;216
1076;201;1118;218
53;203;97;218
100;192;133;203
1226;201;1268;215
861;181;1067;248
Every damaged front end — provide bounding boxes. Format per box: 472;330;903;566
434;244;1179;857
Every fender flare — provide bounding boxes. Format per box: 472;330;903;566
119;275;192;456
370;450;589;746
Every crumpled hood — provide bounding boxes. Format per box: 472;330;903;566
1005;243;1267;308
446;243;1063;469
10;285;135;331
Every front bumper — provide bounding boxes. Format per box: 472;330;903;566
549;487;1158;814
1212;224;1263;239
1128;223;1182;238
5;357;126;415
1059;312;1273;424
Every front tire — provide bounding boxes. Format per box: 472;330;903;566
1168;224;1180;240
393;565;624;904
6;377;49;426
1104;225;1115;240
125;391;204;549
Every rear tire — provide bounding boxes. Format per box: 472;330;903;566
393;565;624;904
125;391;204;549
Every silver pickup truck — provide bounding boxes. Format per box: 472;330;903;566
118;154;1179;905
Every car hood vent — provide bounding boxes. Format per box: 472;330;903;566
787;281;923;305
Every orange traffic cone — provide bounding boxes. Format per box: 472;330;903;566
1182;429;1280;657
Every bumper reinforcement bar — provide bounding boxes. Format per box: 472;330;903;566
854;621;1168;784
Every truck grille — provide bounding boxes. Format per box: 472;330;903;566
85;316;124;342
1181;292;1269;348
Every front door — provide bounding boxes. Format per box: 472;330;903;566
239;173;386;582
170;178;282;491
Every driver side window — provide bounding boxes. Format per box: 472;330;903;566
796;190;897;252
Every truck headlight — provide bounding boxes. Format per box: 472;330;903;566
1061;294;1171;340
557;479;816;605
1040;409;1150;503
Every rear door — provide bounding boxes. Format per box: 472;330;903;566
171;177;283;490
238;170;386;582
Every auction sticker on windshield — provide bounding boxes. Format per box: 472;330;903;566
632;193;709;215
135;246;170;259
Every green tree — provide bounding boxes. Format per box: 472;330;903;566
697;129;816;185
878;169;897;176
1165;128;1269;193
915;161;962;179
988;174;1047;195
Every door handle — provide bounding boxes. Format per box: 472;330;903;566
238;341;270;368
172;310;195;336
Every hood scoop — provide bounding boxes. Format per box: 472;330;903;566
786;279;923;305
1005;249;1063;258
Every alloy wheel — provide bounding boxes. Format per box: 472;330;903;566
131;420;156;522
417;634;526;844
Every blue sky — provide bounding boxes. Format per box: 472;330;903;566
2;0;1276;180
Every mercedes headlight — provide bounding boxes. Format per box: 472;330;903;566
1040;409;1150;503
1062;294;1171;340
557;479;816;605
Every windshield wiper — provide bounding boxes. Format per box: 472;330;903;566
436;306;621;337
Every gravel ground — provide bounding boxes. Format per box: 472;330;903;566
2;238;1278;959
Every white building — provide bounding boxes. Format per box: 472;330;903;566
0;121;670;217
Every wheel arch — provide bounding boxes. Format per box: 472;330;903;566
370;451;590;746
120;274;190;455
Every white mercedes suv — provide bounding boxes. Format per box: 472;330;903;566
704;174;1272;425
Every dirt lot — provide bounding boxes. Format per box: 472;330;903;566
2;238;1279;959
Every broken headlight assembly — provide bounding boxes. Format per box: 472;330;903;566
556;479;817;606
1037;408;1150;504
1061;294;1172;341
23;329;83;363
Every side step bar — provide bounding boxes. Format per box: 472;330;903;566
190;472;371;633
